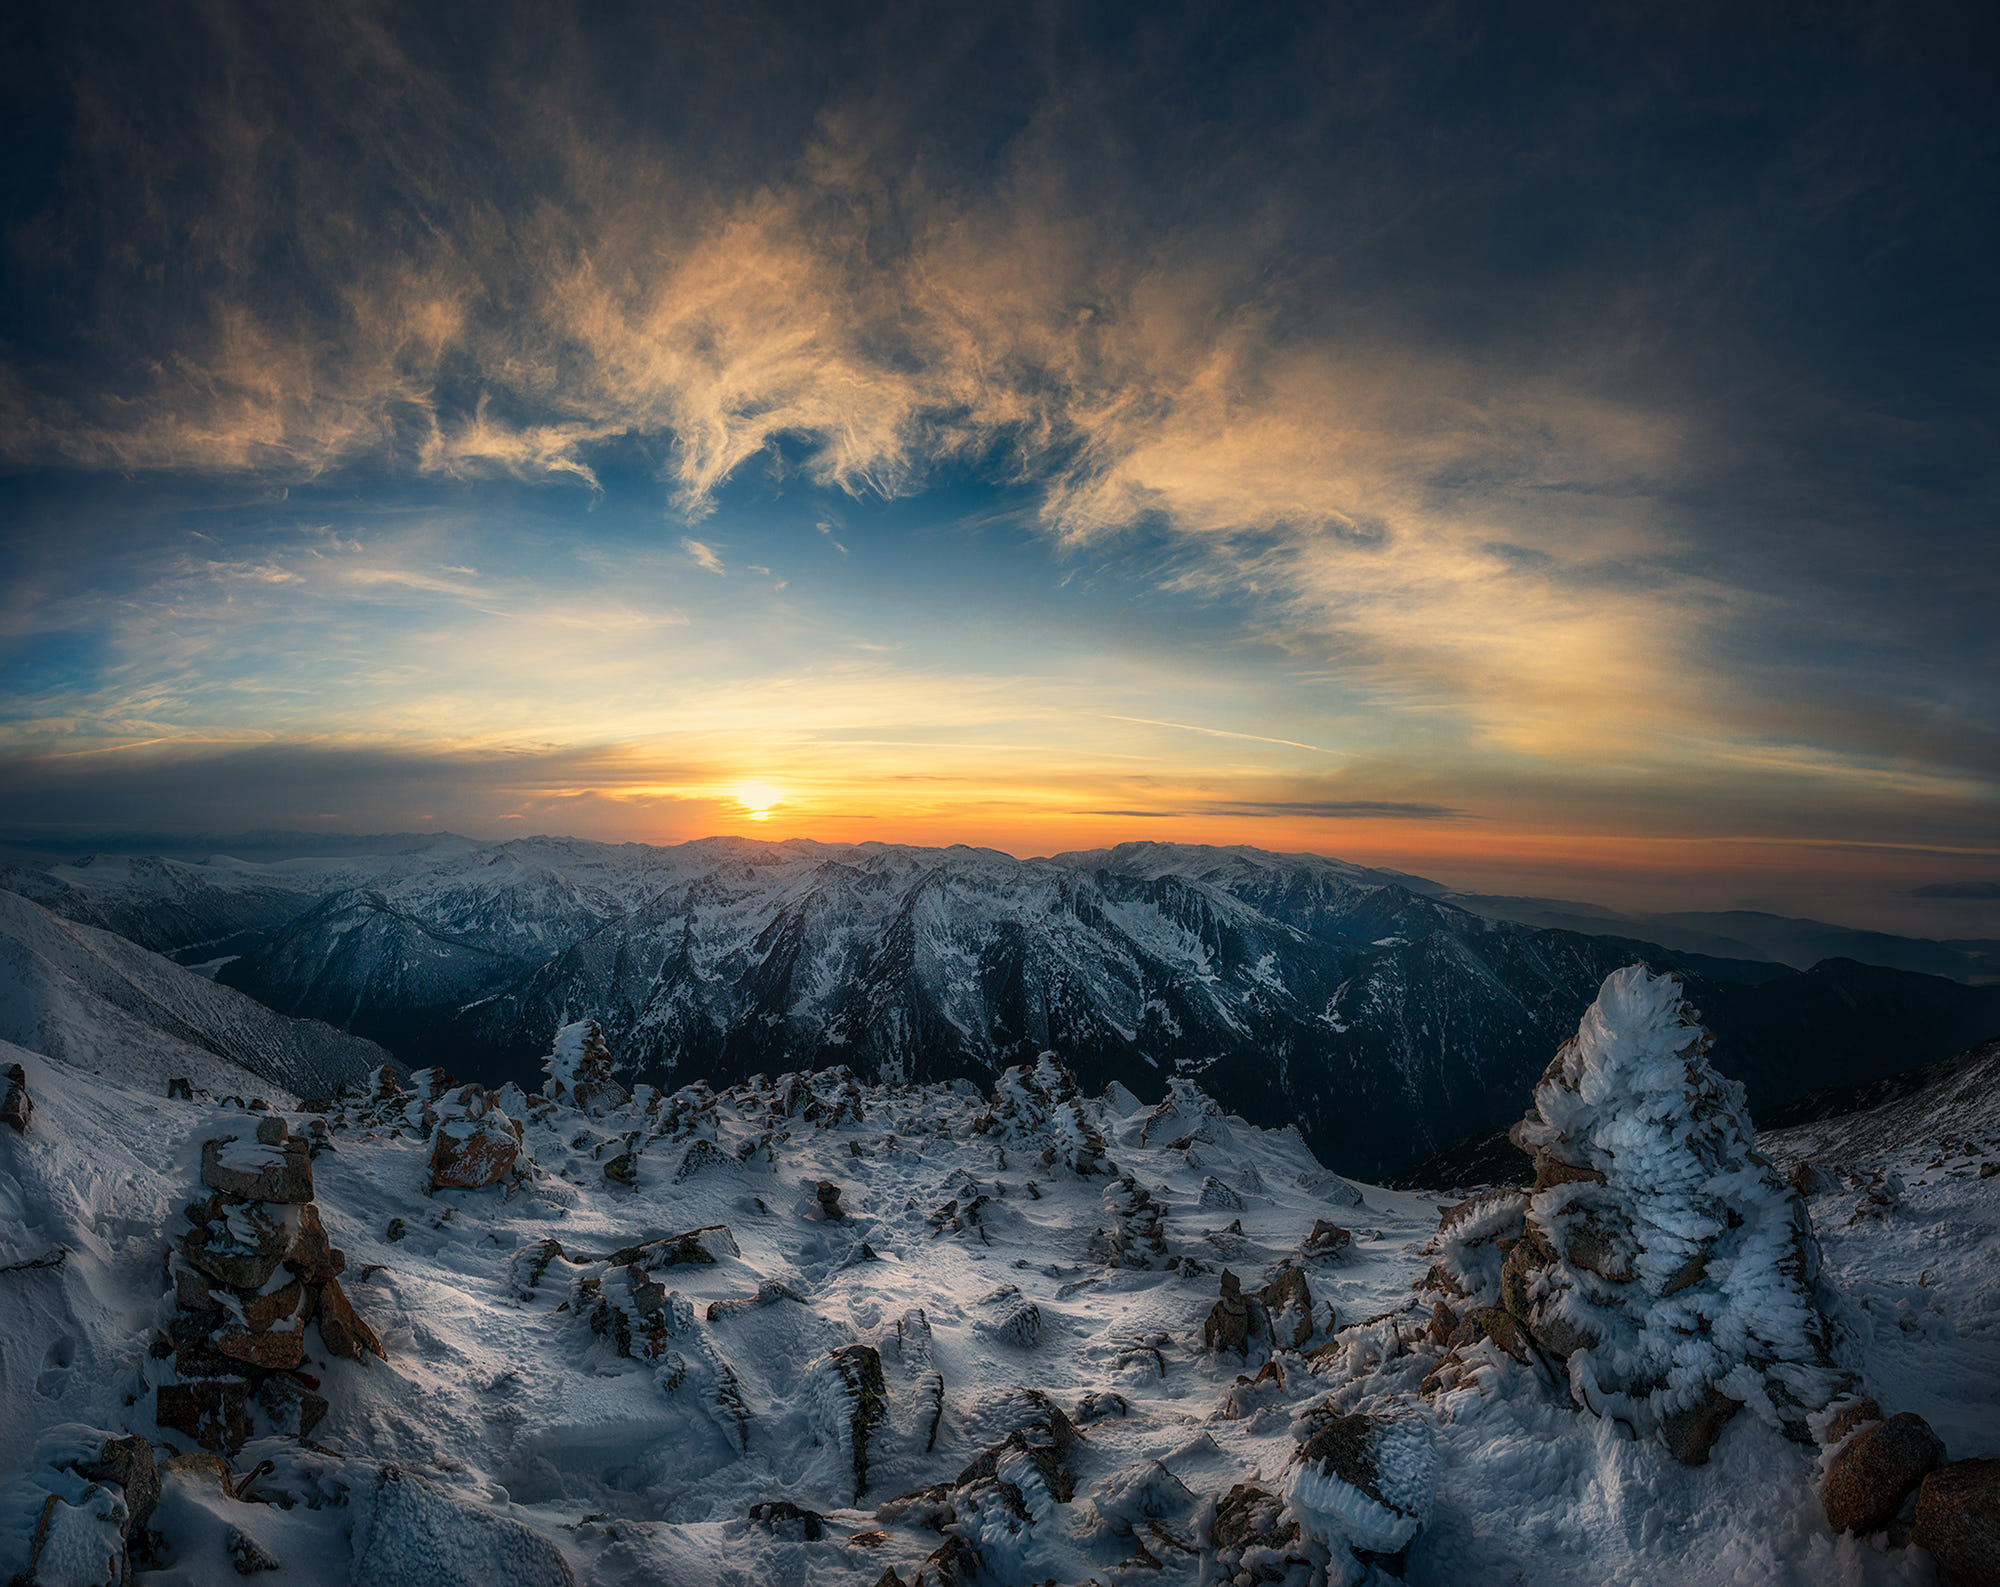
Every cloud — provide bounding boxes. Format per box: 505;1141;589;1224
1202;800;1468;820
681;539;726;576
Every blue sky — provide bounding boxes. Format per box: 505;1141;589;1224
0;0;1995;934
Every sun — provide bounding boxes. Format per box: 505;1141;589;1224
733;782;783;821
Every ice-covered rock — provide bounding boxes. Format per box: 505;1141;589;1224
1283;1410;1437;1557
1456;965;1854;1462
541;1018;628;1114
979;1053;1112;1175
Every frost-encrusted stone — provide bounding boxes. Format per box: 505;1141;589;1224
542;1018;628;1115
1092;1176;1169;1267
350;1465;575;1587
1198;1176;1245;1211
979;1054;1112;1175
972;1285;1043;1347
1283;1410;1437;1557
1480;964;1854;1462
810;1344;888;1501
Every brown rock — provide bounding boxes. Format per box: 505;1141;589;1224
215;1321;307;1371
1203;1269;1250;1355
201;1134;314;1204
1820;1411;1946;1533
427;1119;519;1189
157;1380;254;1455
1660;1384;1744;1465
914;1535;981;1587
1428;1300;1460;1346
285;1204;347;1286
1448;1305;1530;1363
179;1198;292;1292
1304;1220;1352;1257
1914;1457;2000;1587
315;1274;386;1360
1824;1397;1883;1445
1533;1150;1607;1191
1259;1267;1314;1349
241;1277;306;1333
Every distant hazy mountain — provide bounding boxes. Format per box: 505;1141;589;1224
1447;893;2000;983
7;836;1999;1177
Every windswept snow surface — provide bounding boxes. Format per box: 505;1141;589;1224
3;1018;1995;1583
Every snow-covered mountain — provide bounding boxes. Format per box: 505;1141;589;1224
0;887;391;1101
9;837;2000;1179
2;970;1993;1586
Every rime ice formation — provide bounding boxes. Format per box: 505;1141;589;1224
1422;965;1854;1463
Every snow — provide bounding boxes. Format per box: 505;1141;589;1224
0;955;1994;1584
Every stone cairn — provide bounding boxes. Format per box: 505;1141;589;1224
158;1106;383;1456
1419;964;1854;1465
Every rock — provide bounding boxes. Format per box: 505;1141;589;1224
241;1277;306;1333
1981;1162;1998;1180
285;1204;346;1287
214;1319;307;1371
350;1466;575;1587
228;1525;283;1573
955;1393;1083;1507
1259;1267;1313;1350
315;1275;387;1361
1447;1305;1530;1363
156;1380;254;1455
1824;1397;1883;1445
62;1431;161;1538
1658;1385;1744;1466
428;1117;519;1189
1820;1411;1946;1534
200;1134;315;1204
1198;1176;1246;1211
603;1152;638;1187
814;1180;845;1219
1913;1457;2000;1587
17;1490;125;1587
1303;1220;1352;1259
913;1534;981;1587
168;1076;194;1100
813;1344;888;1501
1285;1411;1437;1555
674;1138;735;1182
385;1217;406;1242
973;1285;1042;1348
1208;1483;1310;1586
1203;1269;1251;1355
1789;1162;1834;1197
746;1500;825;1541
254;1374;330;1441
180;1198;292;1291
603;1225;738;1269
2;1062;30;1132
1428;1299;1459;1347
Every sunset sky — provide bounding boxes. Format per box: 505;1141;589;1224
1;1;1995;934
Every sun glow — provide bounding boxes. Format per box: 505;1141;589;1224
734;781;784;821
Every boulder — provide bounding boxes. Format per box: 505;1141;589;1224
2;1062;30;1132
1824;1397;1883;1445
1658;1385;1743;1467
1303;1220;1352;1259
1203;1270;1251;1356
428;1117;519;1190
912;1534;981;1587
1820;1411;1946;1535
603;1152;638;1187
15;1490;125;1587
179;1198;292;1291
746;1500;824;1541
214;1319;307;1371
813;1179;845;1219
156;1380;253;1455
60;1431;161;1538
674;1138;735;1183
1259;1267;1313;1350
200;1133;314;1204
285;1204;347;1287
1198;1176;1246;1211
972;1285;1042;1348
1913;1457;2000;1587
1208;1483;1310;1586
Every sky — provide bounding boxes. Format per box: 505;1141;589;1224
0;0;1996;936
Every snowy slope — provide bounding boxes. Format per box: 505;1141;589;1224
0;889;392;1101
3;969;1995;1586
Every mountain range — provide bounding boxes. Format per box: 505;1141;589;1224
5;835;1999;1178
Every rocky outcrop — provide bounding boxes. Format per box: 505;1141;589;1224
1820;1411;1946;1535
1259;1267;1313;1350
541;1018;629;1115
811;1344;888;1501
978;1054;1112;1176
1284;1410;1437;1564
